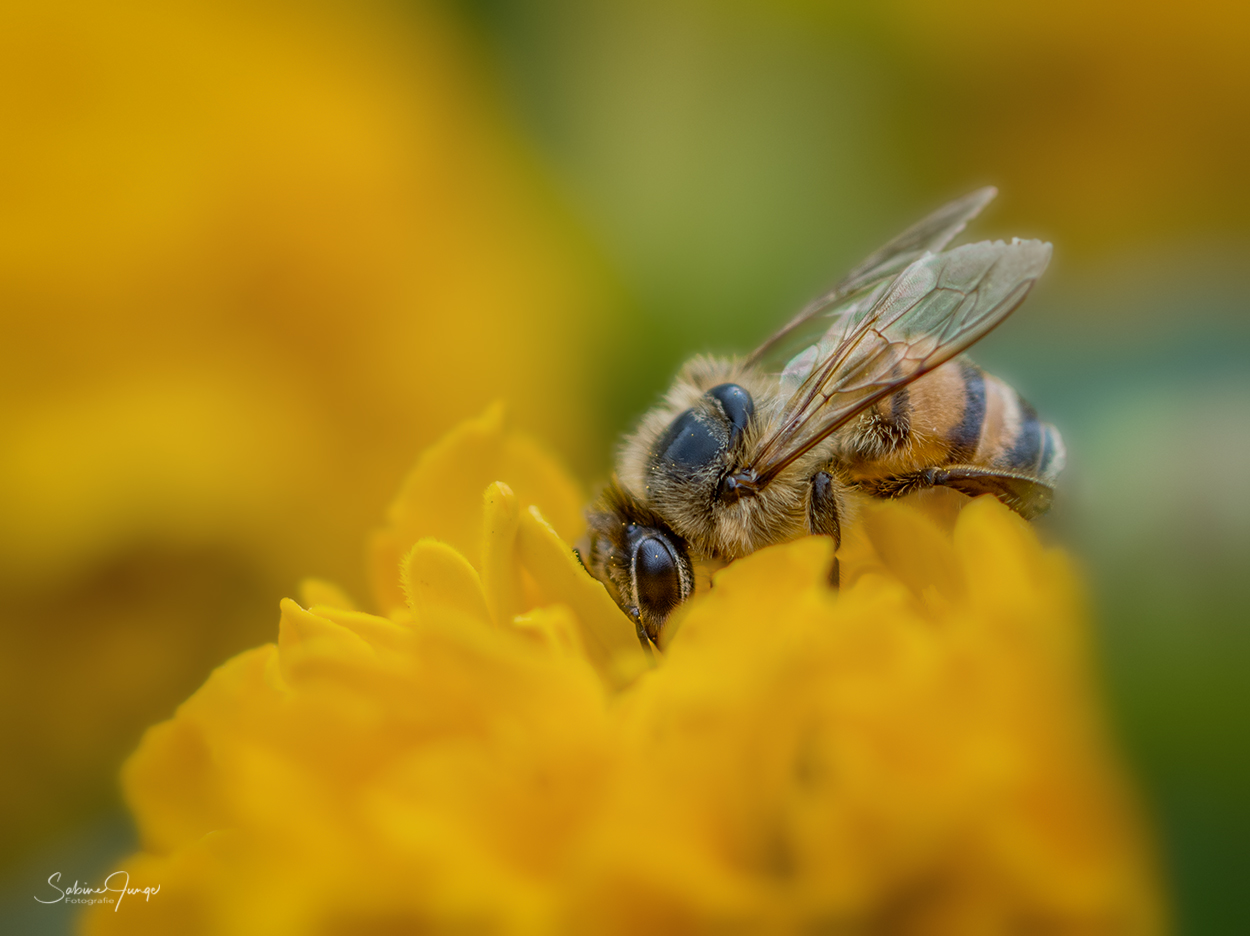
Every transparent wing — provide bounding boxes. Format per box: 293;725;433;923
747;187;998;370
745;238;1052;486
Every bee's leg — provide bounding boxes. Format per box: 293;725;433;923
632;615;657;655
808;470;842;588
862;465;1055;520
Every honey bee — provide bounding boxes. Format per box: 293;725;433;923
586;188;1066;647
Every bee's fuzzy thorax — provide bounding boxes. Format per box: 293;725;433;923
615;354;839;559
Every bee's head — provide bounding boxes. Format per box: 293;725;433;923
585;482;693;647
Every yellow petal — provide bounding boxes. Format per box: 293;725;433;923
859;498;965;605
277;598;376;686
401;538;491;627
662;535;836;650
297;577;357;612
516;505;650;687
379;404;584;574
512;603;588;660
955;493;1047;602
481;481;524;626
705;534;835;607
122;646;277;855
368;528;408;619
311;606;413;653
122;719;221;857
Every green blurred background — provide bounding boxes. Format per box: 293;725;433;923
2;1;1246;933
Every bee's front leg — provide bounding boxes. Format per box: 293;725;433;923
808;470;842;587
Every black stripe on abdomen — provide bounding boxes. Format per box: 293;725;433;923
1004;398;1042;471
948;361;986;461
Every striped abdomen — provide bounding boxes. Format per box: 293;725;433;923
970;364;1065;480
842;357;1065;483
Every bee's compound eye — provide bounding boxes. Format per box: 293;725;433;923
707;383;754;443
655;408;721;471
633;534;684;618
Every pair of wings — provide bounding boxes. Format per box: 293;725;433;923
741;187;1053;486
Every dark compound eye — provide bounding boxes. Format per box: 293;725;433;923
655;408;722;472
633;534;684;618
707;383;754;446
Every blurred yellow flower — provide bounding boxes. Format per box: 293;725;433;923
84;408;1163;935
0;0;615;863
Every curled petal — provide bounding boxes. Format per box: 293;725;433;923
402;539;491;627
481;481;524;627
516;505;650;688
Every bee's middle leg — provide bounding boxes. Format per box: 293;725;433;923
808;470;842;587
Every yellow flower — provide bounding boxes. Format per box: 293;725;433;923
84;408;1164;935
0;0;614;863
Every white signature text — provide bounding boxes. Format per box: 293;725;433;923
35;871;160;912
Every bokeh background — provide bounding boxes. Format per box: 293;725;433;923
1;1;1246;933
